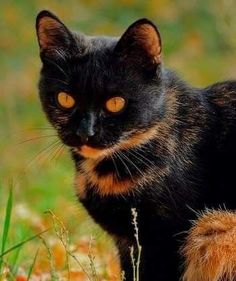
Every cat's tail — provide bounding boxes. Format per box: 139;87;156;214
182;209;236;281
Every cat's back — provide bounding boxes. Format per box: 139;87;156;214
205;80;236;142
203;80;236;208
206;80;236;116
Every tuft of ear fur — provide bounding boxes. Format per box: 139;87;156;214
36;10;75;55
114;18;162;72
182;210;236;281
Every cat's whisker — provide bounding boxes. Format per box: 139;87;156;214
111;154;121;180
17;135;57;145
114;151;134;181
118;151;145;179
128;149;155;167
57;144;65;160
129;150;166;180
125;150;164;182
131;145;175;202
24;127;54;130
26;139;61;169
11;127;55;138
49;142;65;162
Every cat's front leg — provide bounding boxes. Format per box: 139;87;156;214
116;236;181;281
115;237;134;281
140;241;181;281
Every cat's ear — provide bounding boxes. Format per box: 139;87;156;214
36;10;75;55
114;19;162;72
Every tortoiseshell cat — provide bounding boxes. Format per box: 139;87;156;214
36;10;236;281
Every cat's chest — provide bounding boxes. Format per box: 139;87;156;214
75;158;135;197
73;155;160;235
74;152;165;197
74;160;135;235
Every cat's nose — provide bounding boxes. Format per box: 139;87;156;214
77;128;96;144
76;115;97;144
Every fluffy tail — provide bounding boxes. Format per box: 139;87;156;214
182;210;236;281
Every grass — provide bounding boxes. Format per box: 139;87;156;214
0;0;236;279
0;186;50;280
130;208;142;281
0;188;119;280
1;185;13;263
26;249;39;281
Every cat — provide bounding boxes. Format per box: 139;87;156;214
36;10;236;281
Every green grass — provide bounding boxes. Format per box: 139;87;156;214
1;185;13;257
0;187;115;280
0;186;50;279
0;186;13;274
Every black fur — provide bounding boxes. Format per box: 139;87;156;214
36;10;236;281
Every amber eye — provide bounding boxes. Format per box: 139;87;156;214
57;92;75;109
105;97;126;113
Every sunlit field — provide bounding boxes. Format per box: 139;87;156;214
0;0;235;279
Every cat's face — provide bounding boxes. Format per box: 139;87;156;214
36;10;164;159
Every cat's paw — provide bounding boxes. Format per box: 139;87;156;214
182;210;236;281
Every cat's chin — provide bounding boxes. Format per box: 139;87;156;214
73;145;109;159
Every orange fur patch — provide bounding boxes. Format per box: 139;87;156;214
116;126;159;151
77;145;106;159
78;158;135;196
182;210;236;281
74;124;160;160
75;155;169;196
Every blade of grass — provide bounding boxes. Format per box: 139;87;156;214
11;245;21;275
11;228;25;275
0;229;50;258
0;186;13;272
1;187;13;254
26;248;39;281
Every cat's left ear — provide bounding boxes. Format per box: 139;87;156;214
114;19;162;72
36;10;75;55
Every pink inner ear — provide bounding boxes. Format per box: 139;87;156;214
38;17;62;50
133;24;162;63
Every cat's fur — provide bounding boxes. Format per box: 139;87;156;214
36;10;236;281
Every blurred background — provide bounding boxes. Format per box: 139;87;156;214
0;0;235;279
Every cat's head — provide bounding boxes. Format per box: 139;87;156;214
36;10;165;159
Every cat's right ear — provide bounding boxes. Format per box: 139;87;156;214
114;19;162;73
36;10;75;56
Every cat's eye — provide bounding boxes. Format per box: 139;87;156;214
105;97;126;113
57;92;75;109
